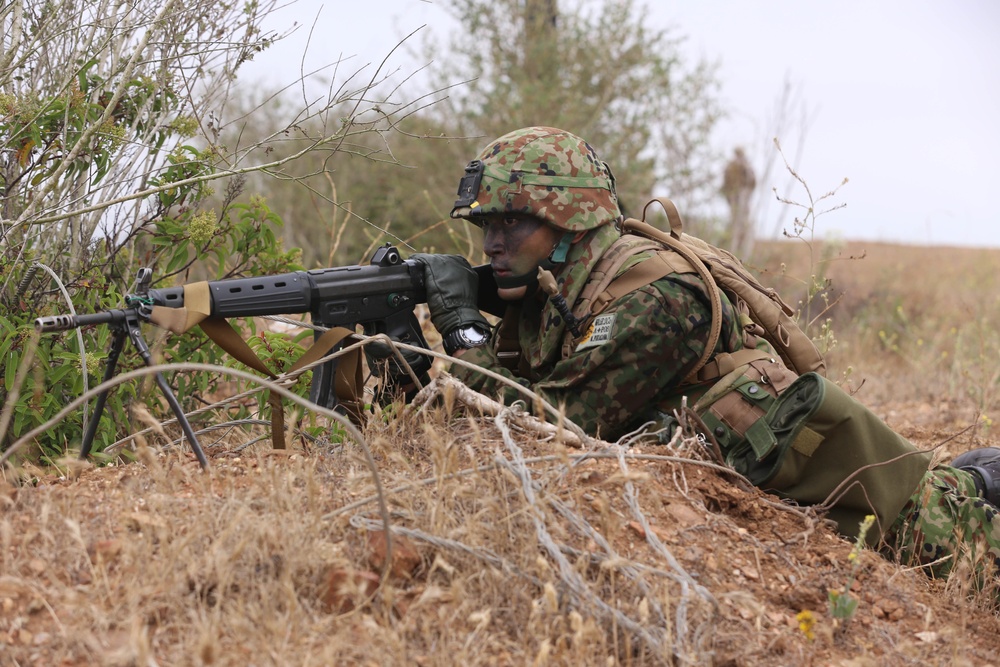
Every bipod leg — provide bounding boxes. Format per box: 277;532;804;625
123;311;209;470
79;327;127;460
151;370;209;470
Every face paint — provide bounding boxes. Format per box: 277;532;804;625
481;215;562;300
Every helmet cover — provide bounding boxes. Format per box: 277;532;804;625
450;126;621;232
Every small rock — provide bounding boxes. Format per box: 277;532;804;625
320;568;380;614
366;530;422;580
88;539;124;562
627;521;646;539
664;502;701;528
579;470;607;485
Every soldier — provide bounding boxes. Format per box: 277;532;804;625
721;146;756;258
409;126;1000;584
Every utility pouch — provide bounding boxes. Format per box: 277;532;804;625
697;357;796;474
703;371;932;543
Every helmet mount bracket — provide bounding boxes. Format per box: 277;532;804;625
454;159;485;209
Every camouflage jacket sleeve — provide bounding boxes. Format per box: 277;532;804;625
449;273;741;441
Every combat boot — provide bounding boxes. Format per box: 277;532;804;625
951;447;1000;507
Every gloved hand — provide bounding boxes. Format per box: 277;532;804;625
365;337;430;382
409;254;490;336
365;338;430;404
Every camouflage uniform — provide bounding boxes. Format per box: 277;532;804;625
885;467;1000;586
445;126;1000;583
450;126;742;439
452;225;743;441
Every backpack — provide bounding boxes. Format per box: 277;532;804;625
563;200;933;543
569;197;826;384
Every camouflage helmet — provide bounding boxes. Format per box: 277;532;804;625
450;126;621;232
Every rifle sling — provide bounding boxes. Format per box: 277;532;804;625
198;319;364;448
150;280;365;448
149;281;213;334
289;327;365;427
198;318;288;449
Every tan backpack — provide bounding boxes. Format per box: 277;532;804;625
569;197;826;384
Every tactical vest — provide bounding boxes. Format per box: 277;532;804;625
496;199;931;541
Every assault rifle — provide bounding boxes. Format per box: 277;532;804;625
35;245;502;468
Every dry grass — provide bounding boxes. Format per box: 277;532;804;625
2;240;1000;666
755;240;1000;444
3;400;1000;665
2;402;726;665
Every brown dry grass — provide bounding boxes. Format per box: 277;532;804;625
755;240;1000;446
2;241;1000;666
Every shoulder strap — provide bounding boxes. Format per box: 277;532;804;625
622;205;725;385
560;208;724;385
571;235;665;322
561;234;681;359
588;250;696;315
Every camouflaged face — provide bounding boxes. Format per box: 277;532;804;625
450;126;621;232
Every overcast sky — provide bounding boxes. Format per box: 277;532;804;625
242;1;1000;248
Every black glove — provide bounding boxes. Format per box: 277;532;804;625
409;254;490;338
365;338;430;404
365;336;430;382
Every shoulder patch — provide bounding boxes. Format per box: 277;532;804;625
575;313;617;351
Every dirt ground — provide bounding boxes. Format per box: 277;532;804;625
3;239;999;666
2;392;999;667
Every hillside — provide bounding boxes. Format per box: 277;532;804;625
2;241;999;666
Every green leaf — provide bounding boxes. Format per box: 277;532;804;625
5;350;20;392
0;334;14;361
165;247;190;274
13;411;28;438
48;364;72;385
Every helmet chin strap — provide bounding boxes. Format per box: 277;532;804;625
493;233;574;290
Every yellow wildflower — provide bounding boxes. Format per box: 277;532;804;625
796;610;816;640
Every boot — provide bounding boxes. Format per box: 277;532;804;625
951;447;1000;507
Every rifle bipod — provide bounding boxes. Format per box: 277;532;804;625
78;268;209;470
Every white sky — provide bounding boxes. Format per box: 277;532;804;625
242;0;1000;248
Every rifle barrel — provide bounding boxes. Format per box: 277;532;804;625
34;309;132;333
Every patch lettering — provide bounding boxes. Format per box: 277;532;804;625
575;313;616;351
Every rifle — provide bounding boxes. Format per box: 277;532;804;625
34;244;502;468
